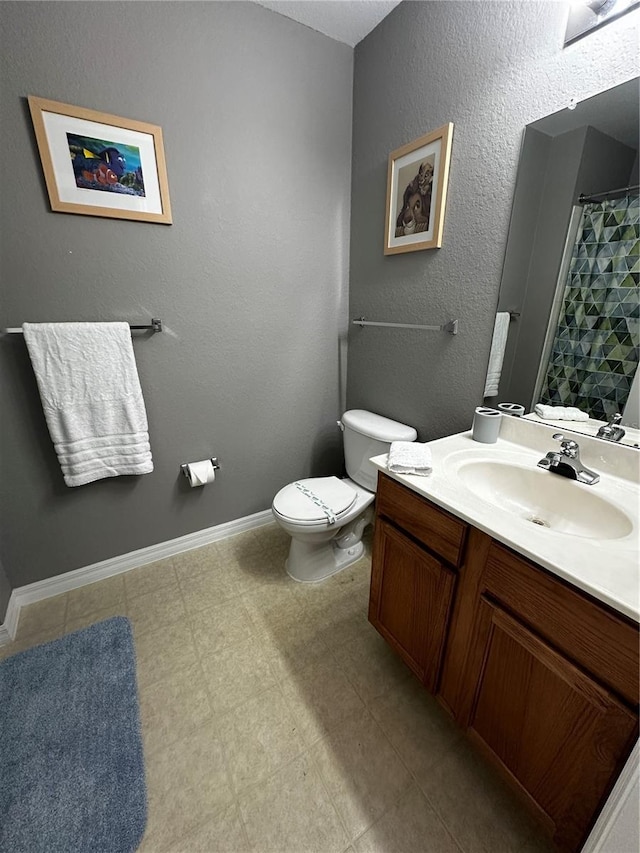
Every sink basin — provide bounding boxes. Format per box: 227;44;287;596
454;459;634;540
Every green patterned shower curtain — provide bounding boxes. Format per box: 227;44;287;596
540;193;639;421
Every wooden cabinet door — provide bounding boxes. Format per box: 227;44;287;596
369;518;456;692
465;597;638;853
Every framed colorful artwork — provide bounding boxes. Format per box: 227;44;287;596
384;122;453;254
28;95;172;224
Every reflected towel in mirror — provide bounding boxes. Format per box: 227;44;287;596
483;312;510;397
534;404;589;422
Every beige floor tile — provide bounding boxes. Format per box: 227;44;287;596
199;633;278;716
0;624;66;659
223;527;292;589
65;602;128;635
133;619;200;689
139;723;234;853
163;803;252;853
15;593;67;640
330;622;412;705
173;533;253;594
172;541;229;578
245;588;314;633
279;657;367;746
124;557;177;600
310;709;412;841
354;782;462;853
178;560;242;613
66;575;125;622
291;558;370;612
369;676;462;788
218;684;305;794
519;828;557;853
254;609;331;683
188;596;256;659
419;738;540;853
239;754;349;853
127;580;186;637
301;587;372;651
9;522;551;853
138;660;212;755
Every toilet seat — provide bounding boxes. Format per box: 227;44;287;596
273;476;357;526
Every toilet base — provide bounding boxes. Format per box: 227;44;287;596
285;538;365;583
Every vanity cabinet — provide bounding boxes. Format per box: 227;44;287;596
369;473;639;853
368;474;466;691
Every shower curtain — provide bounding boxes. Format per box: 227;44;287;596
540;193;639;421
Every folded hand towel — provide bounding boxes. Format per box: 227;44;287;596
534;404;589;422
23;322;153;487
388;441;432;476
483;312;510;398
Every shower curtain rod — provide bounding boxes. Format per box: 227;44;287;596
578;183;639;204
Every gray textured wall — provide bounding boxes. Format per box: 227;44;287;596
347;0;639;439
0;1;353;589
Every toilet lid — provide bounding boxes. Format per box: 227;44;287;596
273;477;357;524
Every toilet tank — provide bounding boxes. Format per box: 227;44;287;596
341;410;417;492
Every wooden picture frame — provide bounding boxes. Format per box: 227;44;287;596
384;123;453;254
28;95;172;224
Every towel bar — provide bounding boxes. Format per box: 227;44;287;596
352;317;458;335
2;318;163;334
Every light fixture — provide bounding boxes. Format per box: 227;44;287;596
564;0;640;45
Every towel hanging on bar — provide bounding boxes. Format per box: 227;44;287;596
23;322;154;487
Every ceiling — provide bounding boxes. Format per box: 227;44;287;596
256;0;402;47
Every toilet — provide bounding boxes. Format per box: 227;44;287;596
271;409;417;582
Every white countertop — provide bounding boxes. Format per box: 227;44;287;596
372;418;640;622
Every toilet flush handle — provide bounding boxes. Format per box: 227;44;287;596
337;420;344;431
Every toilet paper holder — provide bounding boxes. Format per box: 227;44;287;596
180;458;220;479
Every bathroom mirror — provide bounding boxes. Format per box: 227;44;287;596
493;77;639;446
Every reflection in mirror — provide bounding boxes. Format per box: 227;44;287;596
492;77;639;447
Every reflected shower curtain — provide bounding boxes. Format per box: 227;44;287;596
540;193;639;421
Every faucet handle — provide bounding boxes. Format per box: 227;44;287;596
609;413;622;426
553;433;580;457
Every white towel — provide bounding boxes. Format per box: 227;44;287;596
23;322;153;487
534;404;589;422
388;441;432;476
483;312;510;397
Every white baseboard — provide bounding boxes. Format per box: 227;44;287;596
0;509;273;645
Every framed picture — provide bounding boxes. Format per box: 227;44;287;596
28;96;172;224
384;122;453;254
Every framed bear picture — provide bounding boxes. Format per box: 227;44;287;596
384;123;453;254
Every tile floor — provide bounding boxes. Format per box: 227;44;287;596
1;523;556;853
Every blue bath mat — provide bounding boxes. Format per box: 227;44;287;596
0;616;146;853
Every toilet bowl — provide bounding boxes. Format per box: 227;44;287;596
271;410;417;582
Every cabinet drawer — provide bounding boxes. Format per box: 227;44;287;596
376;472;467;567
484;542;639;707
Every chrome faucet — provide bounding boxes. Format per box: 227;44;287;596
596;413;626;443
537;433;600;485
